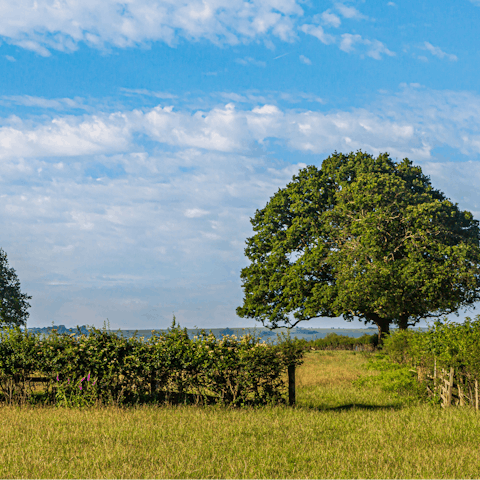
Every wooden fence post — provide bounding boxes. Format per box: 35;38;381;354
458;375;465;407
440;368;446;407
440;368;454;408
476;379;479;411
444;367;454;407
288;365;295;406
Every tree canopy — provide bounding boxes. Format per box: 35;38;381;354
0;248;32;328
236;151;480;342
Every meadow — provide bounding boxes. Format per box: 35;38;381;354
1;350;480;479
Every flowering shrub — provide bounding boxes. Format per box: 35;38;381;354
55;372;100;408
0;319;304;407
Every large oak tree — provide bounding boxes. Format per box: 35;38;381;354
237;151;480;343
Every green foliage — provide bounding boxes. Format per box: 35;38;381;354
0;319;305;407
55;372;100;408
354;353;428;401
0;248;32;327
378;316;480;405
0;326;38;403
237;151;480;341
382;316;480;377
294;332;378;351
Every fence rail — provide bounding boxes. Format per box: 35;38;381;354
420;360;479;409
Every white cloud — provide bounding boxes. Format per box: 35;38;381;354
0;0;388;63
340;33;395;59
335;3;368;20
278;92;324;104
399;82;423;89
300;24;335;45
13;38;51;56
366;39;396;60
423;42;458;61
320;11;341;28
375;87;480;158
0;145;305;328
0;113;132;159
4;86;480;163
0;95;88;110
216;90;323;105
120;89;178;99
5;55;16;62
300;24;393;60
420;161;480;219
339;33;361;52
299;54;312;65
235;56;267;67
0;0;304;53
185;208;209;218
3;86;480;328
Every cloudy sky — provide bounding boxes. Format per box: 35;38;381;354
1;0;480;330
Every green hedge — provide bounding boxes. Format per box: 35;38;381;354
383;316;480;376
381;316;480;406
0;320;304;407
297;332;378;351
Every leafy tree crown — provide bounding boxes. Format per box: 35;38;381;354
0;248;32;328
237;151;480;335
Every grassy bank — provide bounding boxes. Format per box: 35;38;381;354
1;351;479;479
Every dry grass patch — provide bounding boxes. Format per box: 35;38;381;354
297;350;370;387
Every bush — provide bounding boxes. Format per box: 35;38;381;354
382;317;480;378
0;319;305;408
378;317;480;406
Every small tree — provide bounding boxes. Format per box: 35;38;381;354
0;248;32;328
237;151;480;343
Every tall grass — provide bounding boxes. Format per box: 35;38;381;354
1;351;479;479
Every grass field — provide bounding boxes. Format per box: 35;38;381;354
1;351;480;479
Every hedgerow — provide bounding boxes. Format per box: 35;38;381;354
295;332;378;351
0;318;304;407
367;315;480;406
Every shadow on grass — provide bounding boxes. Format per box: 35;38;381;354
299;402;404;412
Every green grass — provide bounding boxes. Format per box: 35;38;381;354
1;351;480;478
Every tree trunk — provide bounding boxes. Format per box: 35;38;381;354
398;314;409;330
377;322;390;345
366;313;391;345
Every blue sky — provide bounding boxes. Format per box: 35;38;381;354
1;0;480;330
